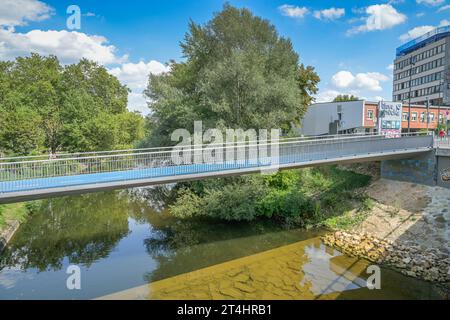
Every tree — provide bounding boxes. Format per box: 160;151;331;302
142;4;319;146
333;94;359;102
0;54;144;155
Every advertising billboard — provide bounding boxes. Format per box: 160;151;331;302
378;101;402;138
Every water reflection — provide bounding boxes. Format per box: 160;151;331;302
0;192;134;272
0;190;446;300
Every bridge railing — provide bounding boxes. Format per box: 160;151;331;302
435;136;450;149
0;133;433;194
0;132;389;163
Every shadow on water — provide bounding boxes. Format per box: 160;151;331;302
0;188;446;300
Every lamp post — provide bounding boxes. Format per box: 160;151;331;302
407;56;416;133
438;80;444;127
426;97;430;133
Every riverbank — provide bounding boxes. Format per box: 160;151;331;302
321;175;450;288
0;203;35;252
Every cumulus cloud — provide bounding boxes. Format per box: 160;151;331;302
109;60;170;113
347;4;406;35
399;19;450;42
331;70;389;92
313;7;345;20
314;89;343;103
416;0;445;6
0;0;53;27
278;5;309;18
0;28;127;65
437;4;450;11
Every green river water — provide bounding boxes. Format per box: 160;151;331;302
0;188;445;300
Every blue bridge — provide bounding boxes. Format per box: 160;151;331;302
0;133;438;203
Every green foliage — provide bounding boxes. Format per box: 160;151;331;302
141;4;319;147
333;94;359;102
169;166;372;228
0;202;38;230
0;54;144;155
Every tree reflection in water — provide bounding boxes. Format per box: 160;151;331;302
0;192;133;272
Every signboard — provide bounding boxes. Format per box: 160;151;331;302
378;101;402;138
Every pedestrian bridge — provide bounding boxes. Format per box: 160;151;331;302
0;133;434;203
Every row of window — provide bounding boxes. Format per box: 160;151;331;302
394;58;444;80
394;43;446;70
401;111;447;122
393;71;442;91
394;84;442;101
366;110;446;122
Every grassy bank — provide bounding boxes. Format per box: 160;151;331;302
0;202;39;232
169;165;374;229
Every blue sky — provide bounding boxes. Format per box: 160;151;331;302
1;0;449;113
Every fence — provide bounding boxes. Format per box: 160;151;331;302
0;133;434;194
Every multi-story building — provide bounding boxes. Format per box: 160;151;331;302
393;25;450;106
299;100;450;136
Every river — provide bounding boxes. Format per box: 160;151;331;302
0;188;445;300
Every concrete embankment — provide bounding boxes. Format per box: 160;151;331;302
322;177;450;287
0;220;20;253
322;231;449;284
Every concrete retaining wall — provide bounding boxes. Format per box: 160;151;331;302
381;151;437;186
381;149;450;188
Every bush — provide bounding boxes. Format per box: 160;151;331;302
169;166;372;227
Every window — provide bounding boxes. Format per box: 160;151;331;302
411;112;417;121
367;110;374;120
420;112;426;123
402;112;409;121
429;113;435;122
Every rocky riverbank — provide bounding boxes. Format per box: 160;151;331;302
322;231;449;284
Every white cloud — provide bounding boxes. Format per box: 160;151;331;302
314;89;342;103
109;60;170;113
347;4;407;35
399;19;450;42
399;25;435;42
331;70;389;92
416;12;426;17
387;64;394;71
313;8;345;20
416;0;445;6
437;4;450;11
279;5;309;18
0;0;53;27
0;29;127;65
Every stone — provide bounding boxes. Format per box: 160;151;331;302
234;282;256;293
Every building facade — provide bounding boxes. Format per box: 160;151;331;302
393;26;450;106
299;100;450;136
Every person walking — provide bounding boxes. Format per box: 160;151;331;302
439;128;446;140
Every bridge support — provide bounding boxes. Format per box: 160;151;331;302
381;150;450;188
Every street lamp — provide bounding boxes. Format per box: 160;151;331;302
438;79;444;127
407;56;416;133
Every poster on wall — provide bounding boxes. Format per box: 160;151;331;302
378;101;402;138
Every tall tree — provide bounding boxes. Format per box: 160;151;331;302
333;94;359;102
0;54;144;155
143;4;319;146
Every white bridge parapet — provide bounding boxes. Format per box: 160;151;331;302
0;133;434;203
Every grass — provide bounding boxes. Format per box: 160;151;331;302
0;202;39;231
323;197;375;230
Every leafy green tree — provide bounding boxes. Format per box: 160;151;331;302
0;54;144;155
332;94;359;102
143;4;319;146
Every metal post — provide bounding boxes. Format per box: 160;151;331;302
407;56;415;133
426;97;430;133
